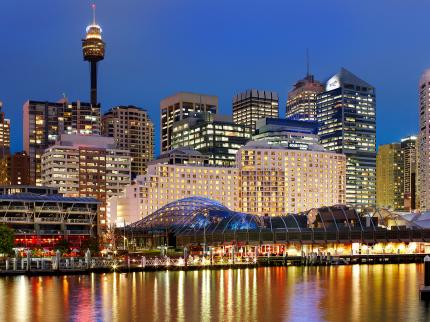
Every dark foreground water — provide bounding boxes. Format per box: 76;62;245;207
0;264;429;322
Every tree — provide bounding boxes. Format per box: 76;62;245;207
0;225;14;256
81;237;100;256
56;239;70;254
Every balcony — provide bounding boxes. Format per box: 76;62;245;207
67;218;91;224
36;217;62;223
35;206;63;213
0;217;31;223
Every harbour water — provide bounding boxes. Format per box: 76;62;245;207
0;264;429;322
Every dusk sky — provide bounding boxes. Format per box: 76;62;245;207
1;0;428;154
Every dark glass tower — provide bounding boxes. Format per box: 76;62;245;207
317;68;376;209
82;4;105;107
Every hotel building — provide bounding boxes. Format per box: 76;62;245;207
317;68;376;209
160;92;218;152
286;74;324;121
102;105;154;176
237;141;346;216
376;143;404;210
41;134;131;229
232;89;279;132
171;112;251;166
139;163;239;218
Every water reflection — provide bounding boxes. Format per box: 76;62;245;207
0;265;429;321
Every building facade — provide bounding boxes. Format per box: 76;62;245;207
418;69;430;211
148;147;210;166
139;164;239;217
237;141;346;216
10;152;31;185
102;105;154;176
0;193;99;248
41;134;131;229
232;89;279;132
401;136;418;211
286;74;324;121
23;99;100;185
317;68;376;209
0;102;10;185
111;141;346;222
376;143;404;210
171;112;251;166
160;92;218;152
253;118;320;150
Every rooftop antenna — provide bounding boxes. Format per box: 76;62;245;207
92;3;96;25
306;48;310;77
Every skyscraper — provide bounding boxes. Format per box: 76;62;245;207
82;4;105;107
171;112;251;166
317;68;376;209
418;69;430;211
401;136;418;211
102;106;154;176
23;99;100;185
376;143;404;210
232;89;279;132
0;102;10;185
286;74;324;121
160;92;218;152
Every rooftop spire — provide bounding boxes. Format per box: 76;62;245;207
92;3;96;25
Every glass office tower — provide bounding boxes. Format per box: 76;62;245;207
317;68;376;209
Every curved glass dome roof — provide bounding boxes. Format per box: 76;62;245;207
129;197;309;234
127;197;426;236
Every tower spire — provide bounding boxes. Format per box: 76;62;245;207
92;3;96;25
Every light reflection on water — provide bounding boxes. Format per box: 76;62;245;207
0;264;429;322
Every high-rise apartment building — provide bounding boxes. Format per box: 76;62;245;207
418;69;430;211
253;118;320;151
237;141;346;216
171;112;251;166
41;134;131;229
23;99;100;185
232;89;279;132
10;152;31;185
0;102;10;185
401;136;418;211
160;92;218;152
102;106;154;176
286;74;324;121
376;143;404;210
317;68;376;209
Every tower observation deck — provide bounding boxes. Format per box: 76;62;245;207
82;4;105;106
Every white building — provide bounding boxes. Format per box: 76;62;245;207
237;141;346;216
41;134;131;229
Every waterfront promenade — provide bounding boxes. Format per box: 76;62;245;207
0;252;428;276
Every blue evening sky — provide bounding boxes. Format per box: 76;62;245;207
0;0;427;155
